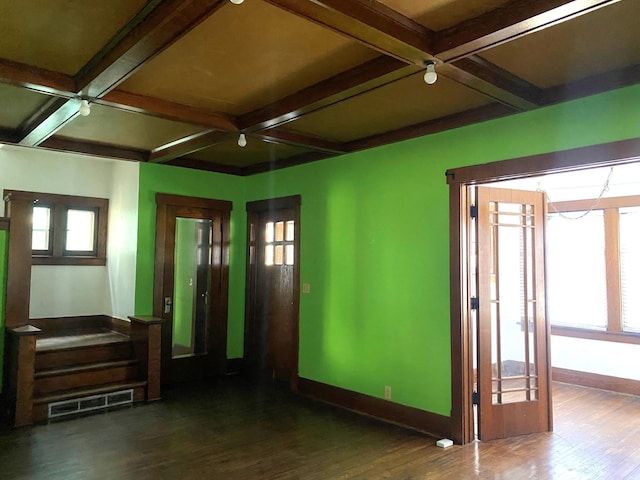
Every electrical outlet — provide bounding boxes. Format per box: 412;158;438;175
384;386;392;400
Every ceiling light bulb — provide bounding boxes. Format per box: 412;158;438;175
424;61;438;85
229;0;244;4
238;133;247;147
79;99;91;117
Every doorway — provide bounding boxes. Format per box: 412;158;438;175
470;186;552;440
153;194;231;384
447;137;640;444
244;195;301;389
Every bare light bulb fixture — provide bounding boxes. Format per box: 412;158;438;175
237;133;247;147
423;61;438;85
229;0;244;4
78;99;91;117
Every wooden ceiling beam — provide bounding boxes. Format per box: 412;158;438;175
266;0;434;65
434;0;619;63
441;56;543;110
267;0;541;110
166;157;244;176
256;129;348;154
18;97;81;147
149;130;231;164
100;89;238;131
0;58;76;98
240;56;414;131
41;136;149;163
347;103;515;153
75;0;228;98
19;0;228;147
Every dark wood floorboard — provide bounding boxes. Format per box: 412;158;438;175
0;379;639;479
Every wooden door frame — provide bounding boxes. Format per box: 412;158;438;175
244;195;301;391
153;193;232;380
447;137;640;444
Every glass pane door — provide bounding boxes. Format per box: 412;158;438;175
172;217;213;358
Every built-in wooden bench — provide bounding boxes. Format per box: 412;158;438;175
3;315;162;426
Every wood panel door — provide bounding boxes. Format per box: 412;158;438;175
475;187;552;440
154;194;231;384
245;196;300;388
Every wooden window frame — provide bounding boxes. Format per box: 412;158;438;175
4;190;108;266
548;194;640;342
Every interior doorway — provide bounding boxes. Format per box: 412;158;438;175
470;186;552;441
153;194;231;384
447;137;640;445
244;195;301;389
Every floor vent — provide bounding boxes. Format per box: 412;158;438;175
48;389;134;419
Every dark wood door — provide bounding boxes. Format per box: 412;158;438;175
476;187;552;440
154;194;231;384
245;196;300;387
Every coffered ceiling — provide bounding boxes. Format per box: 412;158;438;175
0;0;638;175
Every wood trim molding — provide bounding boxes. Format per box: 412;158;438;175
553;367;640;396
246;194;302;213
447;136;640;445
297;378;451;440
446;137;640;184
0;218;9;230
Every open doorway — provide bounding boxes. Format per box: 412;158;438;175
447;137;640;445
476;163;640;426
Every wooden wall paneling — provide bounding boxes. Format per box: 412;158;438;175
129;316;164;401
6;325;42;427
3;191;34;329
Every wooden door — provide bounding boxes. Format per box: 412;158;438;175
154;194;231;384
245;196;300;387
475;187;552;440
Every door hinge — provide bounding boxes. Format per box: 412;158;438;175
470;297;479;310
470;205;478;219
472;391;479;405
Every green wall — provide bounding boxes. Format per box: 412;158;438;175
243;84;640;417
0;230;7;392
130;85;640;418
135;162;246;358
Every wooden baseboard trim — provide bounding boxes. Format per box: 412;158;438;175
553;367;640;396
297;377;450;439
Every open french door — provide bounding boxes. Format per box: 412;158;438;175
474;186;552;440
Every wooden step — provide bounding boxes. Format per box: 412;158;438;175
32;381;147;423
34;360;140;396
35;340;134;371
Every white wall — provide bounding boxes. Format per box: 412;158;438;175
0;144;139;319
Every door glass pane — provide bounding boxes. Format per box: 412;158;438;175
173;217;212;359
546;211;607;330
490;202;538;405
285;221;295;241
620;207;640;333
285;244;294;265
265;222;274;243
275;245;284;265
275;221;284;242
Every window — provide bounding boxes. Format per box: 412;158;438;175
5;190;108;266
547;196;640;341
264;220;294;266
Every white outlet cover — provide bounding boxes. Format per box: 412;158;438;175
436;438;454;448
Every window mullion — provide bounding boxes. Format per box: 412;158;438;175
51;204;66;258
604;208;622;333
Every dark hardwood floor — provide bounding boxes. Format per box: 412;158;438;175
1;378;639;479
